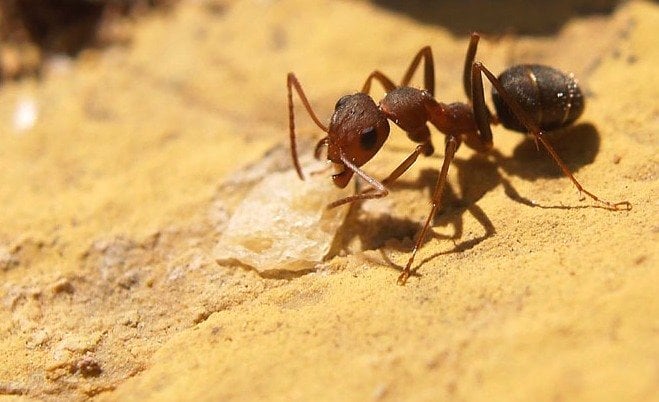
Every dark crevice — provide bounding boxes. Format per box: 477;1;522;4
371;0;623;36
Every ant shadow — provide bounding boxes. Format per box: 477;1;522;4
371;0;622;36
330;122;602;276
499;122;601;181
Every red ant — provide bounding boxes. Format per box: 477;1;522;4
287;33;631;285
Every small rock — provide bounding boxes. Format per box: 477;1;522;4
0;246;19;271
72;355;102;378
52;277;74;294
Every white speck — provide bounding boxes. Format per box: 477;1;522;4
45;54;73;76
13;97;38;133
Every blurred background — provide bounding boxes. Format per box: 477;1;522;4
0;0;626;82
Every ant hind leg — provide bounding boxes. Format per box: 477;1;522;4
471;62;631;211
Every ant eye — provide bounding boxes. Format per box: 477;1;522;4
359;127;378;150
335;95;350;110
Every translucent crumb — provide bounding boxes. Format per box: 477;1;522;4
214;164;350;273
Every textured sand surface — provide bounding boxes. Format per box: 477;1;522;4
0;1;657;401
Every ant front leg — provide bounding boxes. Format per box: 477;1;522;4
470;62;631;211
326;153;389;209
348;142;434;201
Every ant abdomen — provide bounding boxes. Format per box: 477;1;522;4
492;64;585;133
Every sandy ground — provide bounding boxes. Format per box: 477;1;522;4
0;0;657;401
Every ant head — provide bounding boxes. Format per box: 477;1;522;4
326;93;390;188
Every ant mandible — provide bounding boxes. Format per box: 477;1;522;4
286;32;631;285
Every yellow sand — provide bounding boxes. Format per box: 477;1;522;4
0;1;657;401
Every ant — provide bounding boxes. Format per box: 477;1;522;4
286;32;631;285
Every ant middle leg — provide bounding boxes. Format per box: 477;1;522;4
362;71;396;94
398;135;461;285
400;46;434;95
362;46;435;95
470;62;631;211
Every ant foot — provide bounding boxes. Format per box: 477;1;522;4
397;269;411;286
579;190;632;211
606;200;632;211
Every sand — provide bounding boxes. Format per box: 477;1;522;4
0;1;657;401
